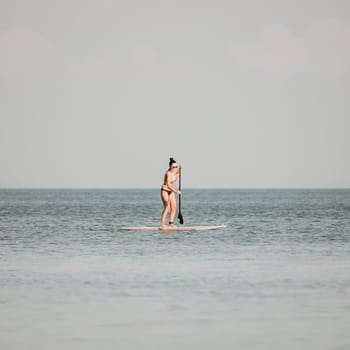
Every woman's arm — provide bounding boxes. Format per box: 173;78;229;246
166;172;180;193
175;165;182;178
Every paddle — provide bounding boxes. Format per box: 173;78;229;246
178;167;184;224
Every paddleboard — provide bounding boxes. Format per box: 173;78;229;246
118;225;226;231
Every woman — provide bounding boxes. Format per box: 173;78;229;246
160;157;182;228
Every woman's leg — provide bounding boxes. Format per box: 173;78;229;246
160;191;170;227
168;192;177;225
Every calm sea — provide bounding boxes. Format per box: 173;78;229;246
1;189;350;350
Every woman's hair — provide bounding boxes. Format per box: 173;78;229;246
169;157;177;167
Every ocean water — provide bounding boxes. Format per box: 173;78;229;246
1;189;350;350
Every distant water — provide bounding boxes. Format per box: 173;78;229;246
1;189;350;350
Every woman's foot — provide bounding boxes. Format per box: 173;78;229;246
168;221;175;227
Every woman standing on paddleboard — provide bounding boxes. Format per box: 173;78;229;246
160;157;182;228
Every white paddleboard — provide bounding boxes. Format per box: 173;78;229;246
118;225;226;232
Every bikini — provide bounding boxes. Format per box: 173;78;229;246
161;178;175;195
161;187;172;195
161;171;177;195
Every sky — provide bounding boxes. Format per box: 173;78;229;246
1;0;349;188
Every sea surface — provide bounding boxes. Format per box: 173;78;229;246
1;189;350;350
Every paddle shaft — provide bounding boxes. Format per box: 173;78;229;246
178;171;181;210
178;168;184;224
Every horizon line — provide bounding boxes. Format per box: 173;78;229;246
1;187;349;190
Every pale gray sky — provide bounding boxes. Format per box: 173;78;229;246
1;0;349;188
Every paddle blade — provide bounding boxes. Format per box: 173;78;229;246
178;211;184;225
